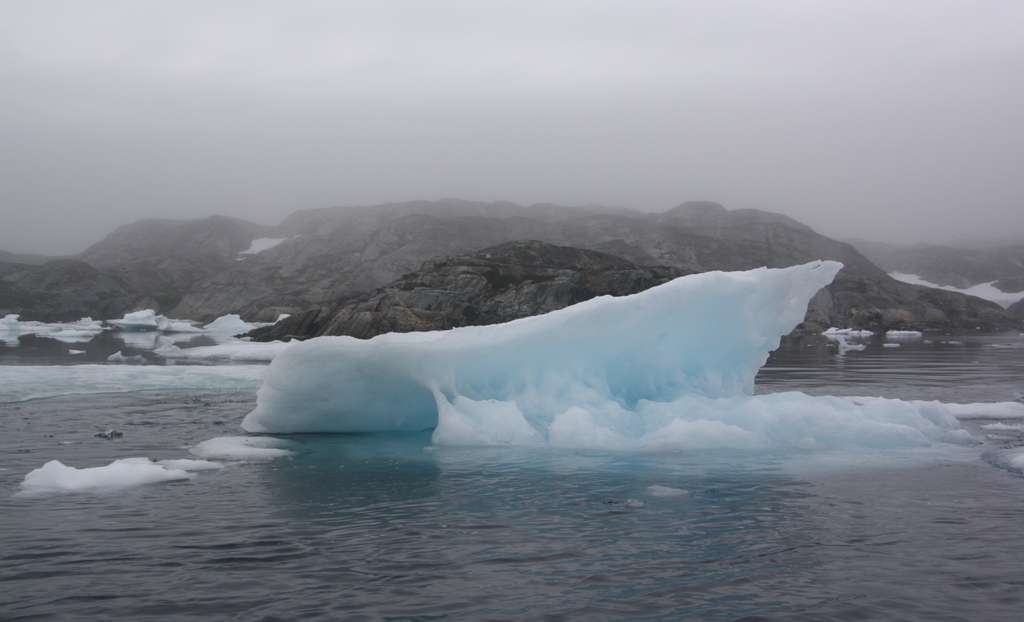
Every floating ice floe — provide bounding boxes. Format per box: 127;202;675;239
822;327;874;338
646;485;689;497
107;351;147;365
190;436;295;460
0;315;108;344
889;272;1024;308
929;401;1024;419
17;458;194;495
109;309;200;333
154;341;290;362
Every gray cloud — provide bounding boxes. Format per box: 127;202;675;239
2;0;1022;254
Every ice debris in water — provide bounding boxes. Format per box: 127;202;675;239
18;458;193;495
107;351;147;365
822;327;874;337
94;430;123;439
190;436;295;460
0;315;108;343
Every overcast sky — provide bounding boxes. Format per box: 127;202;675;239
2;0;1022;255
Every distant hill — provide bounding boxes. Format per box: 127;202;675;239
848;238;1024;294
1;200;1019;332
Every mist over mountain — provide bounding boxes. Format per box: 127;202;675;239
1;200;1019;332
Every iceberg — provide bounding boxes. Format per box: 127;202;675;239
240;260;983;450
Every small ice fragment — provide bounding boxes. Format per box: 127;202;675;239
625;498;646;508
17;458;191;495
189;436;295;460
647;485;688;497
822;328;874;337
68;349;86;354
883;343;901;348
107;351;146;364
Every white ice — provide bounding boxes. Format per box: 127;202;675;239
109;309;198;332
18;458;191;495
647;485;689;497
0;315;108;344
0;364;267;403
822;327;874;337
189;436;295;460
889;272;1024;308
238;237;288;255
107;350;147;364
154;341;290;362
935;401;1024;419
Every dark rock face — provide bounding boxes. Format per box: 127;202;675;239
0;259;151;322
250;241;685;341
80;215;271;315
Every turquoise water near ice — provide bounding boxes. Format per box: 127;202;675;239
2;332;1023;620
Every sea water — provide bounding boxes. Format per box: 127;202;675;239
2;332;1023;621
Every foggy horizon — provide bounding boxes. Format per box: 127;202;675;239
3;1;1022;255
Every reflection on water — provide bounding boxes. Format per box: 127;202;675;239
758;331;1024;403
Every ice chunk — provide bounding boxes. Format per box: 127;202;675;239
107;351;147;365
18;458;191;495
0;316;108;344
154;341;290;362
823;327;874;337
0;364;267;403
157;459;223;471
239;237;288;255
202;314;256;335
883;343;901;348
939;401;1024;419
110;309;171;331
189;436;295;460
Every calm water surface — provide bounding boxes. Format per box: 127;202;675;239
2;331;1023;621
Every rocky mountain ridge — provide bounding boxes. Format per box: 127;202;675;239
2;200;1019;332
